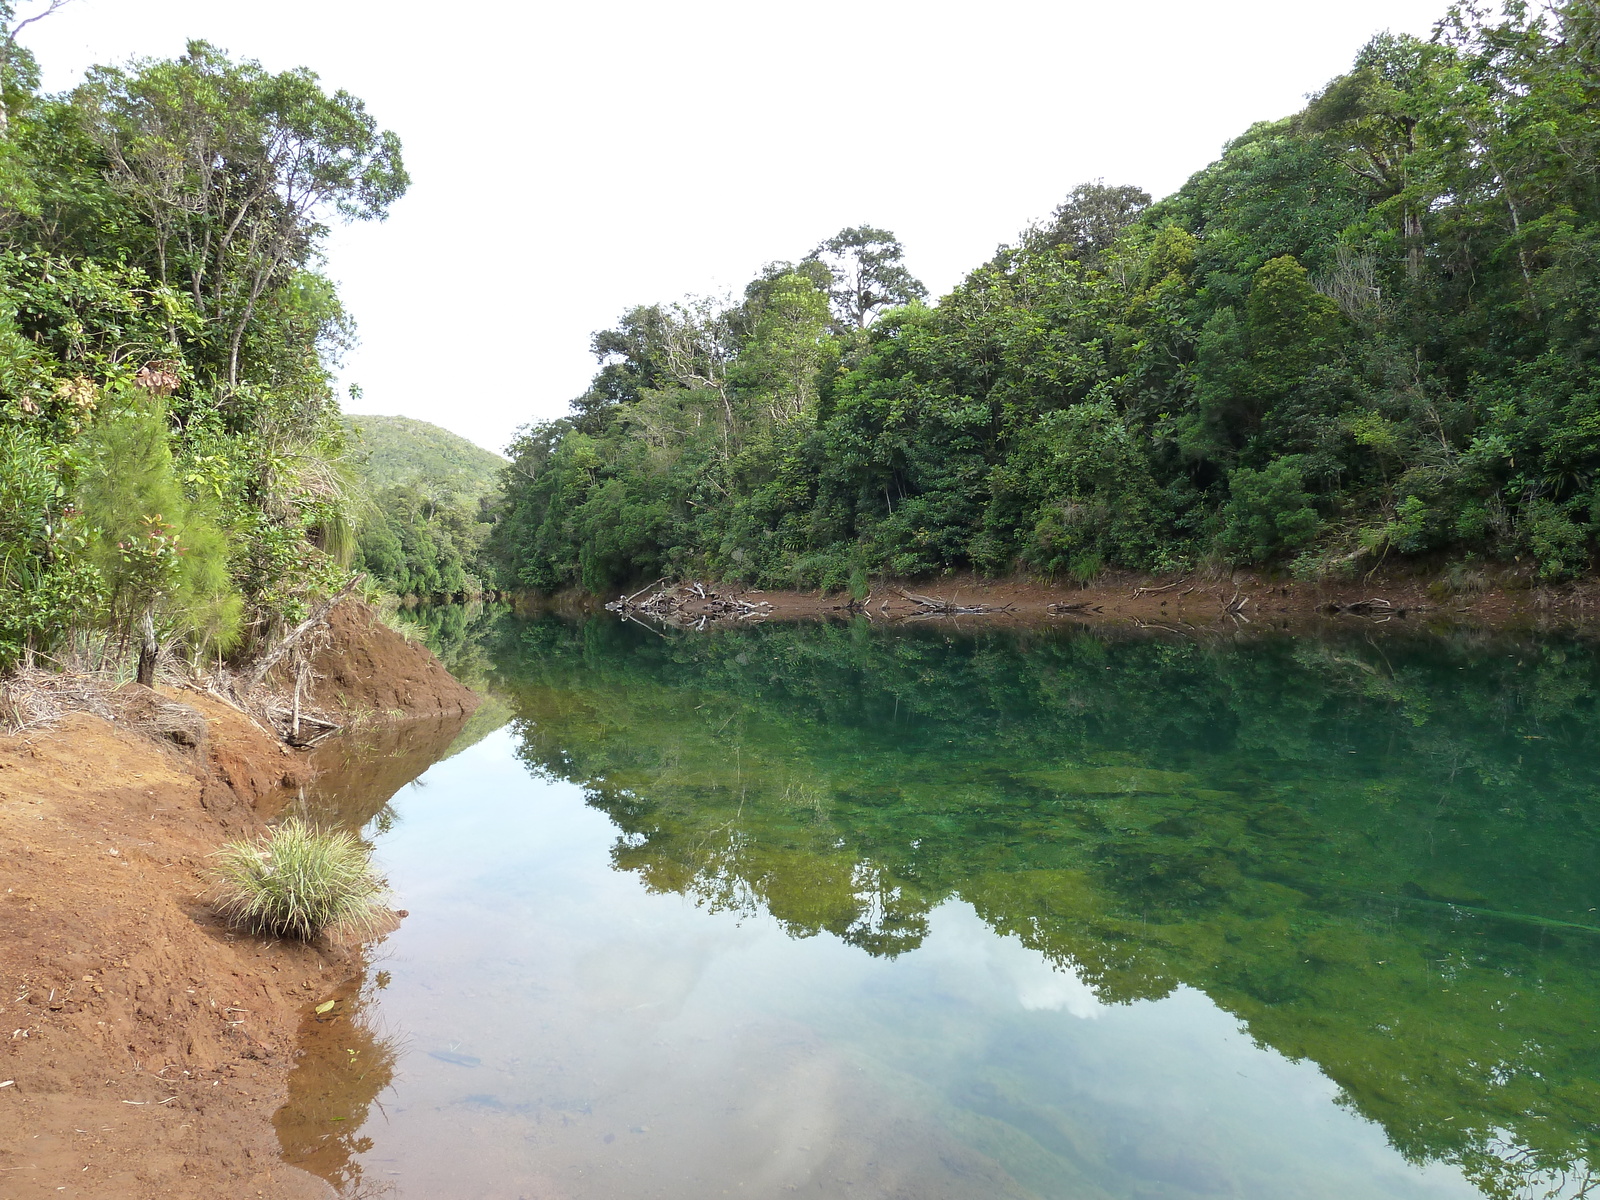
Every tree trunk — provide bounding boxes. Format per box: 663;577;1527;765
1404;209;1424;280
135;609;158;687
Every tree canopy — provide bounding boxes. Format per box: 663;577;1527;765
496;2;1600;594
0;36;408;672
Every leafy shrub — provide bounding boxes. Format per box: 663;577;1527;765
1005;401;1176;575
1523;499;1590;580
0;428;103;667
1217;456;1321;564
209;819;390;941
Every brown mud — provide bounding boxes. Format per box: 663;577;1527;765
303;600;480;720
0;601;477;1199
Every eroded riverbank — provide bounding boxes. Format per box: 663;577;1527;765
551;567;1600;636
0;603;480;1200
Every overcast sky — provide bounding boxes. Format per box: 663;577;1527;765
21;0;1450;454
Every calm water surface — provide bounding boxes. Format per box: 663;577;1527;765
278;614;1600;1200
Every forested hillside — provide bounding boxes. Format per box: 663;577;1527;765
342;414;503;600
341;414;504;498
497;1;1600;594
0;14;404;677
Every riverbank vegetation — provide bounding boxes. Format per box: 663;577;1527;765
0;9;408;678
497;1;1600;595
210;817;391;941
342;415;504;602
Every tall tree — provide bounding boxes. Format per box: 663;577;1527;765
1037;181;1152;263
570;304;671;430
77;42;408;388
805;225;927;329
1299;34;1448;278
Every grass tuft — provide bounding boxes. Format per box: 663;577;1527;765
209;819;390;941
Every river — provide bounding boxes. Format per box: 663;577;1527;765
275;610;1600;1199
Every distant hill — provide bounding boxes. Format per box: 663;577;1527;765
341;415;507;502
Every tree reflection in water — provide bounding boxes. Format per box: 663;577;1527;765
495;614;1600;1200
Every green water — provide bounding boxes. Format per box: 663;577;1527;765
282;614;1600;1199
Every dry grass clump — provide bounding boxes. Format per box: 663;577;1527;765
209;819;390;942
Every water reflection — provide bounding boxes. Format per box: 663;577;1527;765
285;612;1600;1198
271;674;509;1192
496;616;1600;1199
273;969;401;1198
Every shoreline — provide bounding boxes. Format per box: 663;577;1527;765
0;602;478;1200
534;568;1600;634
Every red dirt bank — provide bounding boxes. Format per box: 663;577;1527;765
0;602;477;1200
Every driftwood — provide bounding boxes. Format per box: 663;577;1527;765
619;576;667;606
1048;601;1105;615
893;588;1014;616
606;581;772;627
1325;596;1415;618
1131;578;1191;598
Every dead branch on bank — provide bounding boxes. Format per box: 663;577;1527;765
241;575;363;695
892;588;1014;616
1131;578;1191;598
2;576;365;748
1323;597;1418;619
606;581;773;627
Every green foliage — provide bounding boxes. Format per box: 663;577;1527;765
0;37;406;670
340;415;504;598
804;225;927;330
353;480;495;599
77;402;241;652
340;415;506;501
1218;456;1321;564
77;40;406;385
0;425;100;666
989;399;1182;576
209;818;389;941
495;3;1600;588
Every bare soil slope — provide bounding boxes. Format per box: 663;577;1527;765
307;600;479;718
0;699;334;1199
0;602;480;1199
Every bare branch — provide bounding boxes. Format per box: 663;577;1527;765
2;0;73;53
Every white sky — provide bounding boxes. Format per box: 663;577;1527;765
21;0;1449;454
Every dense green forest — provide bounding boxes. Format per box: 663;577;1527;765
341;414;504;497
0;10;405;676
341;415;503;599
497;1;1600;595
